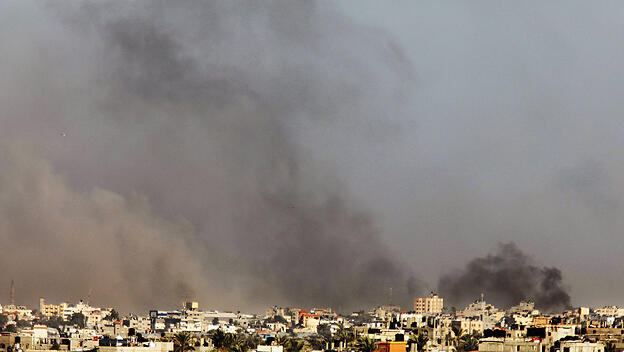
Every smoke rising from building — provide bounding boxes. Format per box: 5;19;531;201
0;1;418;312
438;243;571;312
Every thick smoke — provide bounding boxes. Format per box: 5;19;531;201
438;243;571;312
0;1;418;312
0;141;209;309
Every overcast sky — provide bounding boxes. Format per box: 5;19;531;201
1;1;623;312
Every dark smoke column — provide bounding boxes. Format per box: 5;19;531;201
438;242;571;312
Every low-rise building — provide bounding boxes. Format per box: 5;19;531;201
558;341;605;352
479;338;544;352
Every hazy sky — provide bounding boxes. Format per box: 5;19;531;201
336;0;624;307
1;1;623;312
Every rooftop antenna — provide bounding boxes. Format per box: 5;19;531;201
87;288;92;306
481;293;484;302
10;280;15;306
389;287;393;305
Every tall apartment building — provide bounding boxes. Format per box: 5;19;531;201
414;293;443;314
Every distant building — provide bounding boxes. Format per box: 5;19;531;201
183;302;199;311
257;346;284;352
39;298;68;318
414;293;443;314
2;305;33;320
452;319;484;335
507;301;537;315
456;299;504;329
479;338;543;352
559;341;605;352
372;306;401;320
594;306;624;317
578;307;590;318
61;300;109;327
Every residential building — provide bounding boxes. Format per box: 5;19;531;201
39;298;68;318
414;294;443;315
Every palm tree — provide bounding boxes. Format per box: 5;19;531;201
210;329;235;352
229;345;245;352
354;337;377;352
275;335;291;347
230;335;254;352
444;332;453;347
307;337;325;351
241;335;261;351
285;339;306;352
456;333;479;352
451;326;463;338
451;326;464;347
335;325;355;350
408;334;429;352
603;341;616;352
173;332;196;352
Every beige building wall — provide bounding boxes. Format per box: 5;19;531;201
414;294;444;314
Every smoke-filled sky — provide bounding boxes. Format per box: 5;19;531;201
1;1;624;313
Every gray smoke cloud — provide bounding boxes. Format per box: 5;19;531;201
0;141;208;310
0;1;418;312
438;243;571;312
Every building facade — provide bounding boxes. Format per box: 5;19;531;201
414;294;444;314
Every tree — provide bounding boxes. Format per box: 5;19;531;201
210;329;235;352
69;313;86;328
0;315;8;328
336;324;355;349
234;334;260;352
354;337;377;352
51;341;61;350
408;335;429;352
229;334;259;352
173;331;196;352
316;324;332;340
285;339;305;352
274;336;290;347
456;334;479;352
451;326;463;338
39;316;65;329
451;326;464;347
604;341;616;352
444;332;453;347
316;324;332;350
306;337;325;351
17;319;31;328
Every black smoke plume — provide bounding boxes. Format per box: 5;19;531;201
438;243;571;312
